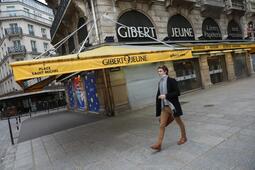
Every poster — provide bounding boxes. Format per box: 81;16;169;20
67;80;75;109
84;71;100;112
73;76;86;110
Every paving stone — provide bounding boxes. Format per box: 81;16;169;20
2;77;255;169
190;135;225;146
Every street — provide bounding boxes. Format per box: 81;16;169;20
1;76;255;170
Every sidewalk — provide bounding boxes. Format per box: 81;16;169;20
1;77;255;170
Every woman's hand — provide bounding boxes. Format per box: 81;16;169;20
158;95;166;99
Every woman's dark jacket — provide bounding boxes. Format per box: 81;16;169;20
156;77;183;117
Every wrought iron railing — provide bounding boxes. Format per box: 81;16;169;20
8;45;26;55
5;27;23;36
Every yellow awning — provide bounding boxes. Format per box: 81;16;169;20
10;45;192;82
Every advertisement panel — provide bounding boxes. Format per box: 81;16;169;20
67;81;75;109
84;71;99;112
73;76;86;110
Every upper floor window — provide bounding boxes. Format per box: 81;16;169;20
31;40;37;52
24;8;30;17
24;8;29;13
28;24;34;36
9;23;18;32
6;6;15;10
43;43;48;51
41;28;47;38
13;40;21;48
7;6;16;16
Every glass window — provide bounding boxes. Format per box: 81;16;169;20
7;6;16;17
13;40;21;47
7;6;15;9
28;24;34;36
41;28;47;38
31;40;37;52
43;43;48;51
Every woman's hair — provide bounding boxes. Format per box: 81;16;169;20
157;65;169;75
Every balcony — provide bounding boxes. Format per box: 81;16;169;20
246;1;255;16
165;0;197;8
225;0;245;16
0;10;52;26
5;27;23;39
8;45;26;56
201;0;225;18
50;0;71;39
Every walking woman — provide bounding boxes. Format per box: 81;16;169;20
151;65;187;151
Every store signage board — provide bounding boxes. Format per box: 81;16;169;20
167;14;195;41
116;10;157;42
227;20;243;40
202;18;222;40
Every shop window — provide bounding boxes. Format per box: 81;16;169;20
174;60;201;92
208;57;224;84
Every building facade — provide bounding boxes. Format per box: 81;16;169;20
0;0;54;96
45;0;255;115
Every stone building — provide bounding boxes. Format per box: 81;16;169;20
38;0;255;115
0;0;65;115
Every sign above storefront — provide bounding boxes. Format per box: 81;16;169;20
201;18;222;40
11;46;192;81
167;14;195;41
227;20;242;40
116;10;157;42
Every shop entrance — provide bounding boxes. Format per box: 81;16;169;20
233;53;248;79
123;64;158;109
207;56;227;84
173;59;201;92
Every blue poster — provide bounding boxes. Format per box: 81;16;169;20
84;71;100;112
73;76;86;110
67;81;75;109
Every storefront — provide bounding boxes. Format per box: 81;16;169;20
116;10;159;109
173;59;201;92
167;14;201;92
207;56;227;84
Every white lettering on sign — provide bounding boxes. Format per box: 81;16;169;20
117;26;156;38
170;27;193;37
206;25;219;31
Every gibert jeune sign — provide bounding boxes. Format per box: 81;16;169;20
167;14;195;41
116;10;157;42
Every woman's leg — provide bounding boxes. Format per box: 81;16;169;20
174;116;187;145
151;107;170;150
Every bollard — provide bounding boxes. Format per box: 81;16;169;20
48;103;50;114
7;118;14;145
19;115;21;123
15;117;19;130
